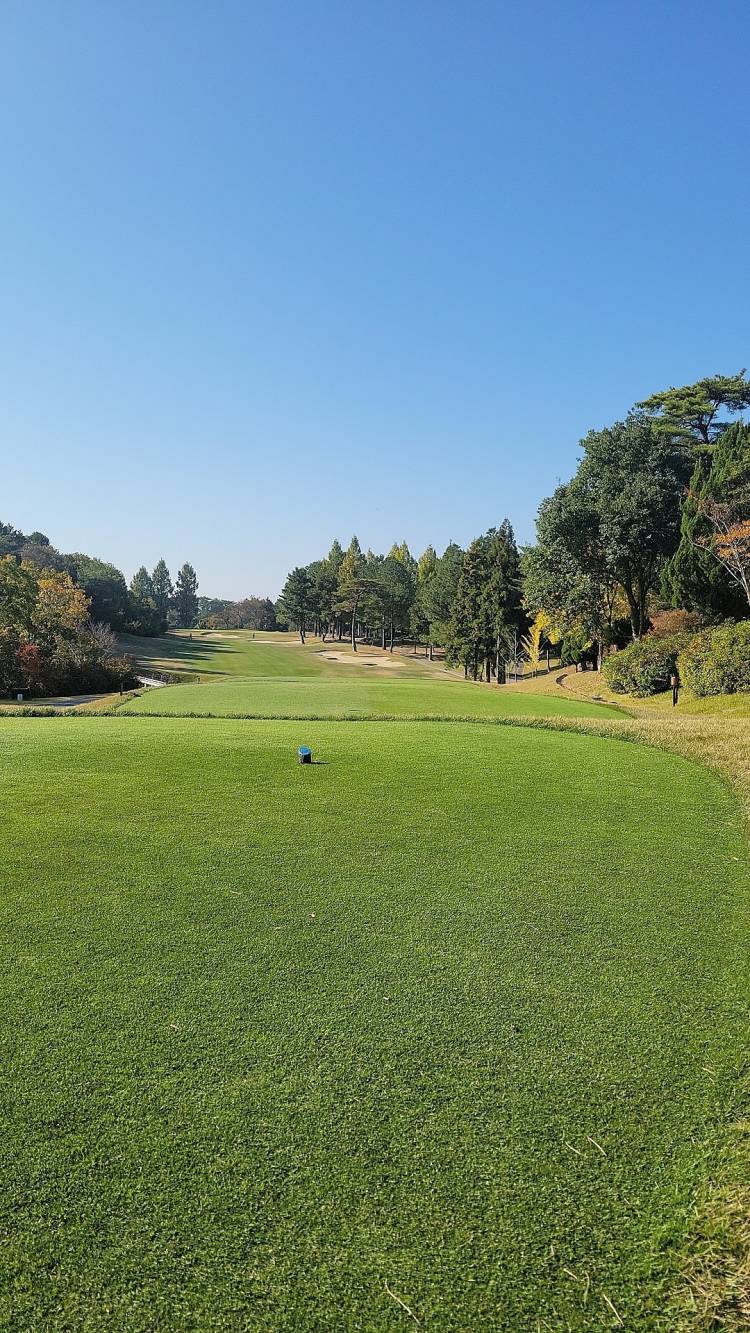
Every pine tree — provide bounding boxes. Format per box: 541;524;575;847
481;521;524;682
278;567;312;642
662;421;750;617
378;555;414;651
638;371;750;449
130;567;154;602
447;540;487;679
336;537;365;649
151;559;173;624
388;541;417;577
422;543;463;650
414;546;437;656
128;566;162;636
337;536;363;586
174;563;199;628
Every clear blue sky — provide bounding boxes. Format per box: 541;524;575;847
2;1;748;598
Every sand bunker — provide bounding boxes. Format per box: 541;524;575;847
317;650;406;669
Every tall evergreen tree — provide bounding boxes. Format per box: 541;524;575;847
422;542;463;649
128;566;162;636
174;563;199;628
151;559;173;623
278;567;313;642
335;537;365;649
447;540;487;679
481;522;524;680
412;546;437;655
130;566;154;602
388;541;418;578
661;422;750;617
379;555;414;650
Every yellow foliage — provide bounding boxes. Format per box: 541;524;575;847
522;610;550;674
34;569;90;636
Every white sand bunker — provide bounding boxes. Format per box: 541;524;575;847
318;650;407;669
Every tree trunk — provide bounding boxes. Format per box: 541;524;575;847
623;580;643;640
389;618;394;652
351;600;358;652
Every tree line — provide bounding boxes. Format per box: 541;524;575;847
196;596;277;631
0;557;134;697
277;528;527;681
3;369;748;693
0;524;200;636
523;371;750;667
278;371;750;677
0;525;201;695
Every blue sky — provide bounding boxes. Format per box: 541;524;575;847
2;0;748;598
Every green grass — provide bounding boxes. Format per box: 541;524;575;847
122;673;623;720
119;631;622;720
119;629;331;679
2;716;749;1330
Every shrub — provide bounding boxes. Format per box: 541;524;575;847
16;642;50;694
678;621;750;696
602;634;689;696
648;609;702;637
559;627;592;667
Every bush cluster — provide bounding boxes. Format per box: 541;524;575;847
601;634;688;697
678;621;750;696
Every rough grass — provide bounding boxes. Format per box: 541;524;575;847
2;716;750;1330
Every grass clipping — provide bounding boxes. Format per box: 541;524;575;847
674;1107;750;1330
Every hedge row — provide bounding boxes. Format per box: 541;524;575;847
678;622;750;696
602;621;750;698
601;634;688;697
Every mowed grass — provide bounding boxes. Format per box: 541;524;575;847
122;673;623;720
2;717;749;1330
121;631;622;720
119;630;415;679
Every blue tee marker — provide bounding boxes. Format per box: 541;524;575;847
298;745;312;764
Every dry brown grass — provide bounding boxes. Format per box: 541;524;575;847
675;1116;750;1330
